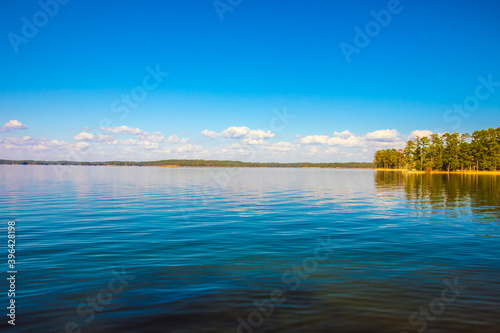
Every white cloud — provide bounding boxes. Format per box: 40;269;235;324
298;129;406;154
0;120;28;132
223;126;275;139
137;140;159;150
202;126;276;141
101;139;139;145
325;147;341;154
333;130;353;139
99;126;165;143
137;132;164;143
45;139;66;147
247;129;276;140
73;132;114;142
99;139;162;150
74;132;94;141
165;134;190;144
299;130;363;147
221;126;250;139
201;129;221;139
328;135;363;147
299;135;330;144
175;144;203;153
241;138;267;145
364;129;400;142
74;142;90;151
166;134;180;143
408;130;433;139
266;142;294;151
101;125;143;135
0;136;75;159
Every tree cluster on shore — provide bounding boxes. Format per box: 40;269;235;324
374;127;500;171
0;159;374;169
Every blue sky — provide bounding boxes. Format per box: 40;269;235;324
1;0;499;162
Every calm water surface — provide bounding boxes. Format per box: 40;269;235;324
0;166;499;332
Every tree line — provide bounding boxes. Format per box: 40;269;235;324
0;159;374;169
374;127;500;171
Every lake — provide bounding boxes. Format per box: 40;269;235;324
0;166;499;332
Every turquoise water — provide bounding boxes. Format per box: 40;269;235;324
0;166;499;332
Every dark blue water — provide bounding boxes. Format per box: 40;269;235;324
0;166;499;332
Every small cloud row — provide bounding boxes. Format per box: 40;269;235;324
297;129;435;149
73;126;189;147
99;125;165;143
1;120;436;162
202;126;276;140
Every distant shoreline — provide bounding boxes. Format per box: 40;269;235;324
2;160;498;173
375;168;500;175
0;159;374;169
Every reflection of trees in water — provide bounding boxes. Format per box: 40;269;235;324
375;171;500;217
